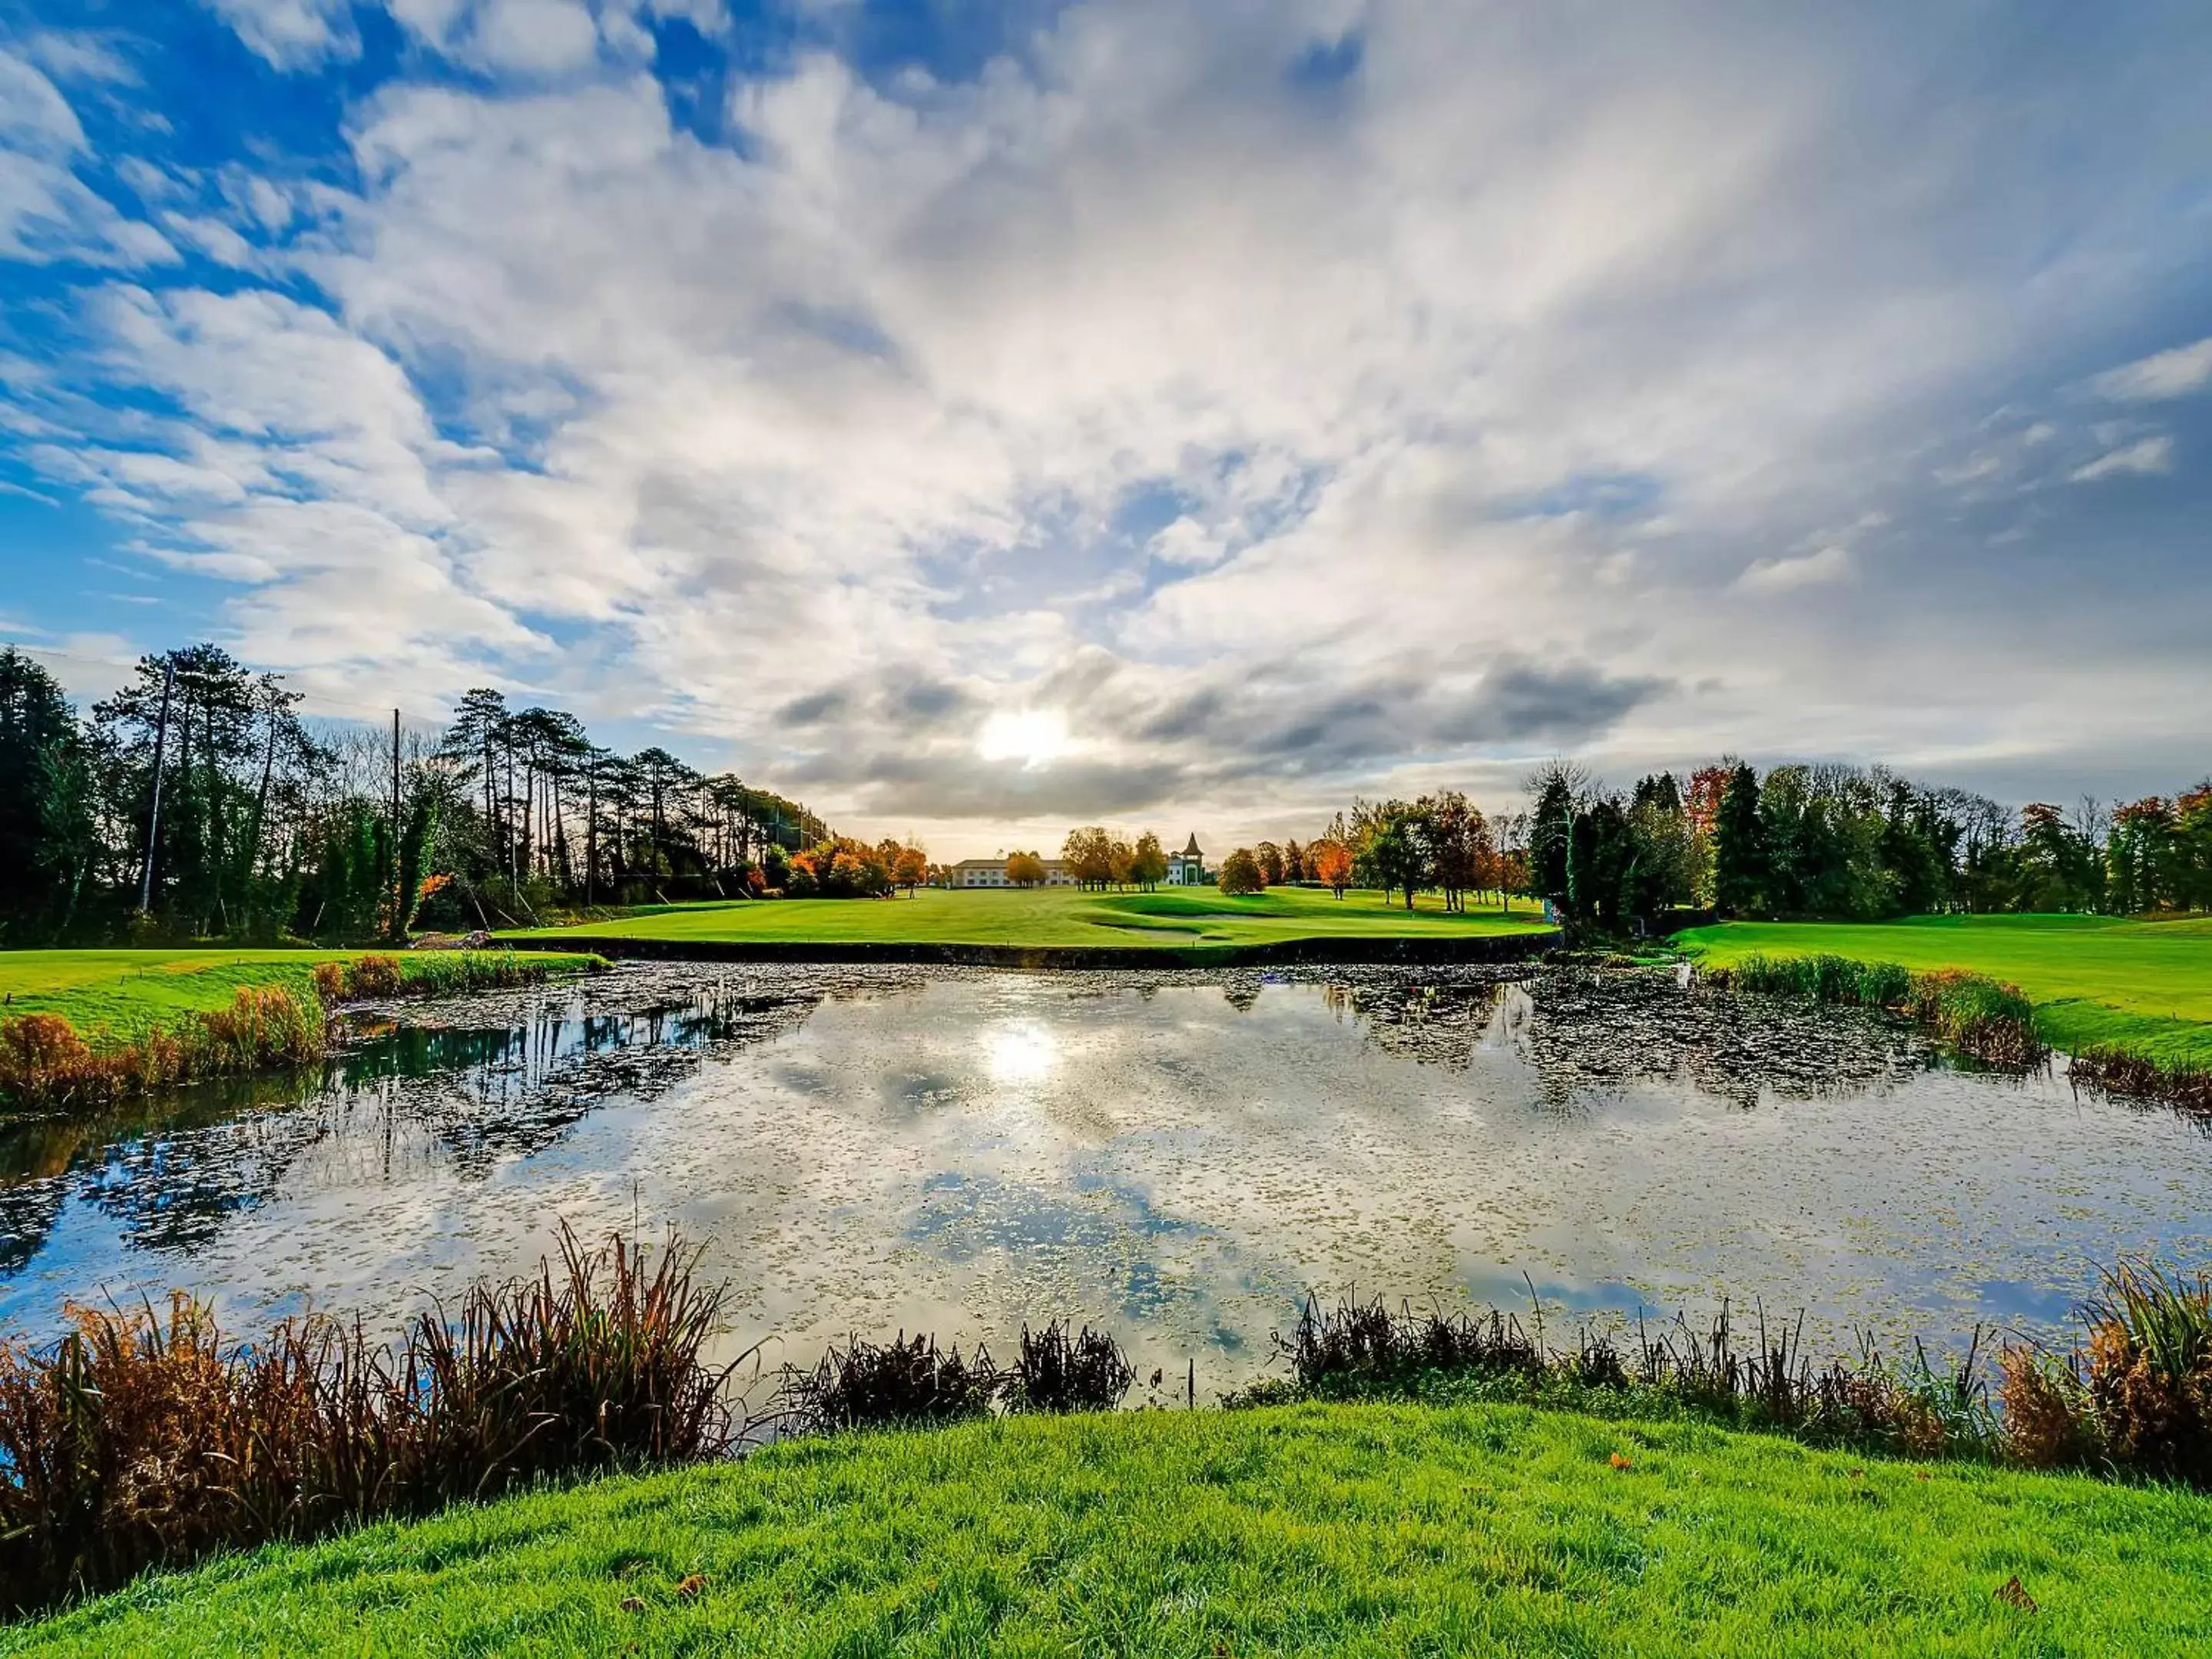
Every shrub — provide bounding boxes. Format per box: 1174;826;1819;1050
0;1014;94;1104
1998;1346;2098;1470
0;988;328;1113
2069;1046;2212;1115
345;954;405;999
2081;1260;2212;1485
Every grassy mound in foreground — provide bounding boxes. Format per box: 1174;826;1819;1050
1675;915;2212;1068
13;1402;2209;1656
505;884;1551;952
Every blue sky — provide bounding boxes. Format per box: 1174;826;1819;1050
2;1;2210;855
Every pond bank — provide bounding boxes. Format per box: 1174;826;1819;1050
512;929;1562;969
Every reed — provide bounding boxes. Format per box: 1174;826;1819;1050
1710;952;2043;1065
1003;1320;1137;1413
773;1321;1139;1431
2068;1045;2212;1116
1246;1293;1998;1461
0;987;327;1112
2;954;589;1114
774;1333;998;1433
0;1227;735;1618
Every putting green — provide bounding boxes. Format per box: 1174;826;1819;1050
506;884;1552;952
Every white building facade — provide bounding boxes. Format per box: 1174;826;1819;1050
949;857;1078;888
1165;834;1206;885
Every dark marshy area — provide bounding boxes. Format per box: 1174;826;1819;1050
1702;952;2047;1068
2068;1045;2212;1117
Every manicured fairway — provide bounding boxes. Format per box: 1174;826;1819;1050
507;884;1552;952
10;1401;2205;1656
0;949;588;1046
1675;914;2212;1065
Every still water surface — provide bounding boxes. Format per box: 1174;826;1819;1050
3;965;2206;1388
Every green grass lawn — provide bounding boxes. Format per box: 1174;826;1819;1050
0;949;589;1047
507;885;1553;953
11;1401;2206;1656
1674;914;2212;1067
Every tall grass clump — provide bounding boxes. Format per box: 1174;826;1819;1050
0;987;327;1113
775;1334;998;1433
2001;1258;2212;1486
1713;952;2043;1065
311;950;588;1005
2;954;594;1114
2068;1046;2212;1116
0;1228;736;1618
1004;1321;1137;1413
773;1321;1138;1432
1249;1293;1998;1461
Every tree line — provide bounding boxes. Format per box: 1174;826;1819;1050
1269;760;2212;927
0;644;836;944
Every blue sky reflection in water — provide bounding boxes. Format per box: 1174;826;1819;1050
2;965;2207;1386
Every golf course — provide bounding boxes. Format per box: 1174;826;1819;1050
504;885;1556;955
1675;913;2212;1067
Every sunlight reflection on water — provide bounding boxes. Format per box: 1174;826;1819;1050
2;965;2206;1389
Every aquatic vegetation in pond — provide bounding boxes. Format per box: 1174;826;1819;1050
4;964;2207;1399
1707;952;2044;1068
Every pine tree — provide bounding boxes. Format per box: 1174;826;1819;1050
1713;762;1767;917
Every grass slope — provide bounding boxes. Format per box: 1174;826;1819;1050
11;1402;2207;1656
508;886;1552;952
0;949;589;1047
1675;915;2212;1067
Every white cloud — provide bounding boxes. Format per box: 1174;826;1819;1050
204;0;360;71
2071;435;2172;482
1736;545;1851;592
2090;336;2212;402
15;2;2212;846
0;50;177;267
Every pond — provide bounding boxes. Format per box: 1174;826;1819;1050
3;964;2206;1393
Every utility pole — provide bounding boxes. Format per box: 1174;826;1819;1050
137;657;176;913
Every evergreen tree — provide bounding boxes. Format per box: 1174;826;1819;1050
1712;762;1767;916
1529;768;1575;903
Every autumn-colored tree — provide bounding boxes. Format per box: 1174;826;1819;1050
1310;838;1353;898
1130;831;1168;889
1254;841;1284;886
1219;847;1264;896
1108;837;1134;888
1005;849;1048;887
1414;790;1488;912
1061;826;1114;889
893;845;929;893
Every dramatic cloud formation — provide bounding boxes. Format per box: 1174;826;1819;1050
2;2;2209;853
